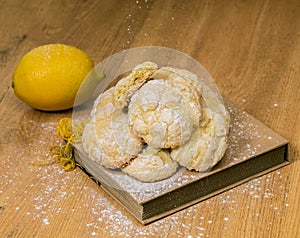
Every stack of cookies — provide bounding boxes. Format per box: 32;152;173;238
82;62;230;182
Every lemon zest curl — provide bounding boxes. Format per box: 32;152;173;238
34;118;87;171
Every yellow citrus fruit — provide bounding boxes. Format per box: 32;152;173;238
12;44;96;111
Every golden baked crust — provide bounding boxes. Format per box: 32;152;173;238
122;146;178;182
151;67;202;124
114;61;158;109
82;87;143;169
128;79;200;148
170;81;230;172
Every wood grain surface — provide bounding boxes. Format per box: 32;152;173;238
0;0;299;237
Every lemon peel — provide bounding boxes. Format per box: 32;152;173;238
34;118;87;171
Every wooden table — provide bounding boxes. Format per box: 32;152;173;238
1;0;299;237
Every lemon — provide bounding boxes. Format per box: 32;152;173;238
12;44;97;111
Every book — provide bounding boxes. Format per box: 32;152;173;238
73;101;289;224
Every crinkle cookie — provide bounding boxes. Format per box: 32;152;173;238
122;146;178;182
170;82;230;172
151;67;202;124
128;79;201;149
82;87;143;169
114;61;158;109
81;121;98;163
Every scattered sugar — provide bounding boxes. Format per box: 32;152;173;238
1;105;290;236
224;102;283;165
43;218;50;225
75;102;284;202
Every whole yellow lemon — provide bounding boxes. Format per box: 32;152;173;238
12;44;95;111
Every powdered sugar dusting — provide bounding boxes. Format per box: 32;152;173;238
123;0;153;47
223;101;286;165
74;101;287;203
0;105;289;236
